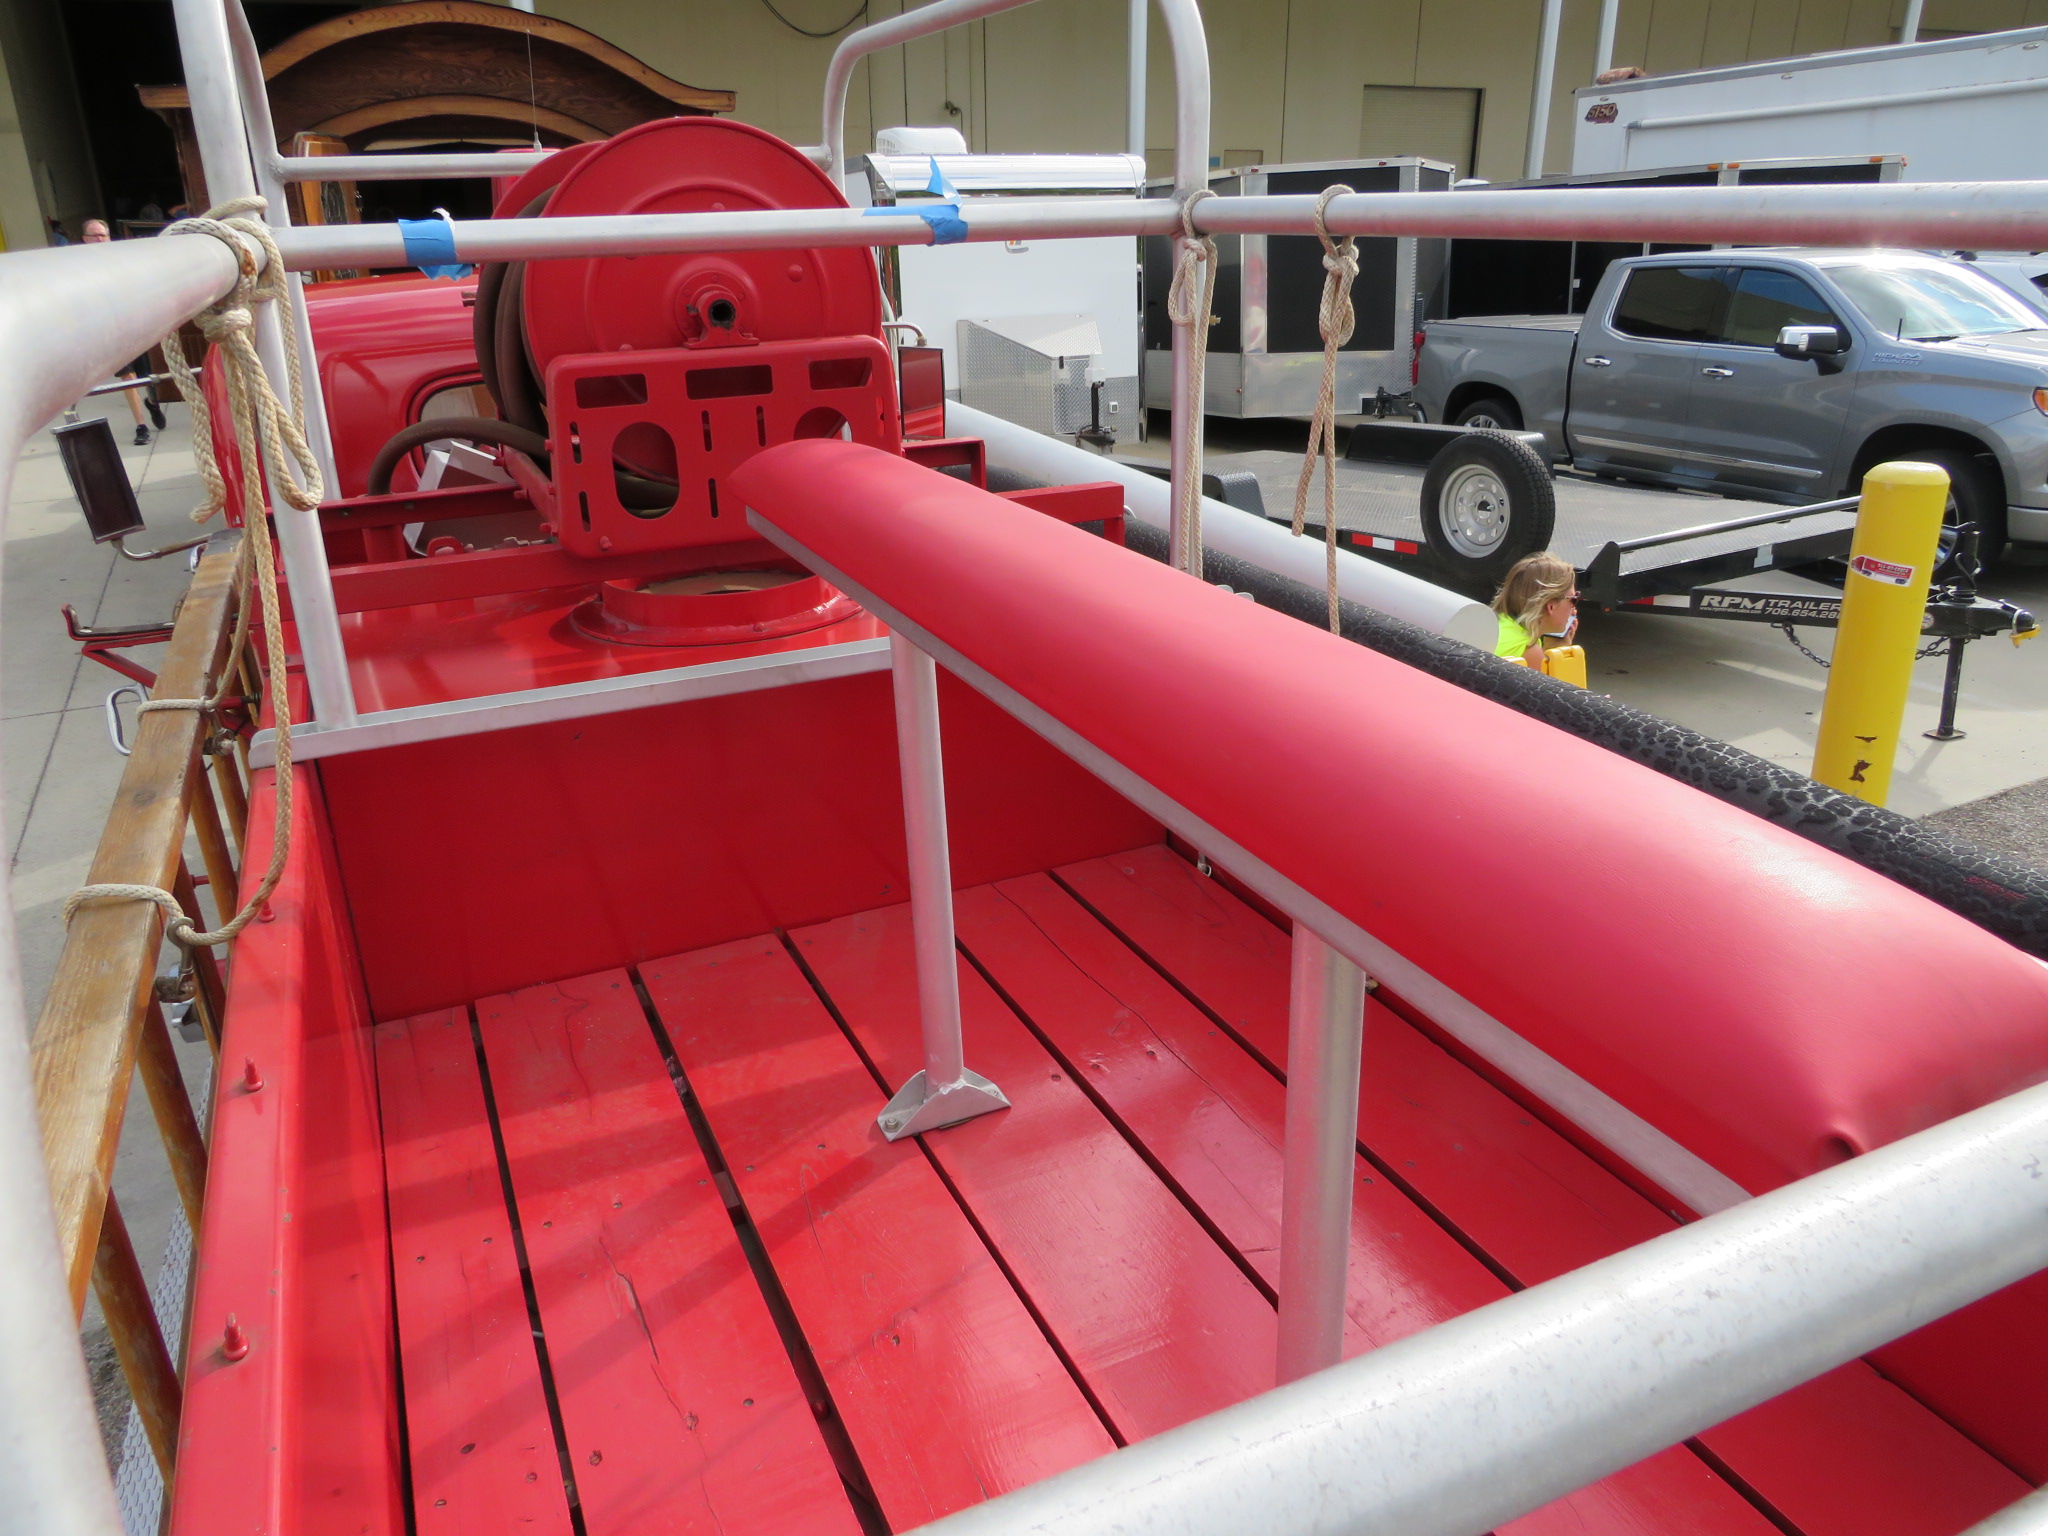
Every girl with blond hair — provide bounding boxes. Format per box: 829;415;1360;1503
1491;552;1578;667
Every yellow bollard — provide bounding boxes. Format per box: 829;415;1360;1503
1811;462;1948;804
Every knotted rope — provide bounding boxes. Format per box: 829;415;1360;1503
1165;188;1218;579
1289;186;1358;633
64;197;317;948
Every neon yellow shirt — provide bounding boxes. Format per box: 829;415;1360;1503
1495;612;1534;659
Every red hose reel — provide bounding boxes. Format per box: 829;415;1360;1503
504;118;900;560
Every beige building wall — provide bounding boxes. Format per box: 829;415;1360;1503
538;0;2048;181
0;0;95;248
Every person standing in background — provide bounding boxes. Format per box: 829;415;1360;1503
80;219;168;445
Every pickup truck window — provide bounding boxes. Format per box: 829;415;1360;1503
1719;269;1839;346
1610;265;1728;342
1824;262;2042;342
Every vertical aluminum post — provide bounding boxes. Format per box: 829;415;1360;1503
224;0;338;490
1594;0;1620;78
1525;0;1566;179
1277;925;1368;1384
877;634;1009;1141
169;0;358;728
1900;0;1926;43
1128;0;1149;160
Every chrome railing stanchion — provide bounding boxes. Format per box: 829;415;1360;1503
1277;925;1368;1384
876;633;1009;1141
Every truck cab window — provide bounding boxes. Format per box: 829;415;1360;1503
1719;269;1838;346
1609;265;1729;342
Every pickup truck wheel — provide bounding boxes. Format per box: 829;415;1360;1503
1452;396;1523;431
1420;431;1556;587
1910;448;2008;566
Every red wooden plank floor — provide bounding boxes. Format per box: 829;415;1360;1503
476;971;861;1536
376;1009;573;1535
791;903;1282;1440
1055;845;2027;1536
953;873;1779;1536
641;932;1118;1530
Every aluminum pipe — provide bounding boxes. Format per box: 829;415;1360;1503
898;1078;2048;1536
271;180;2048;271
946;402;1497;649
0;235;242;1536
274;151;552;184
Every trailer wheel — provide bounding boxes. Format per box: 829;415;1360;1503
1420;430;1556;588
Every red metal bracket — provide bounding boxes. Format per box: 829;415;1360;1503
63;604;173;689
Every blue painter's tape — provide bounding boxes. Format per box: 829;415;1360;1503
396;217;473;279
861;203;969;246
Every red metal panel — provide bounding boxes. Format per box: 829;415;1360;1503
1058;846;1673;1282
475;970;860;1536
375;1010;573;1534
954;875;1777;1536
1869;1275;2048;1482
307;278;479;498
547;338;900;558
1059;846;2028;1536
642;934;1116;1527
172;767;404;1536
792;902;1279;1441
326;671;1159;1021
729;439;2048;1196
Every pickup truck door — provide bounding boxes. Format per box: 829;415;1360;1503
1681;266;1854;495
1567;263;1728;479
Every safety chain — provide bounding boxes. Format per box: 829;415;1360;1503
1165;188;1218;579
63;196;317;950
1289;185;1358;633
1777;624;1953;669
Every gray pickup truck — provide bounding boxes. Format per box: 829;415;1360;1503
1415;249;2048;559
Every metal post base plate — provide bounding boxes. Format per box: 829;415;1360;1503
877;1069;1010;1141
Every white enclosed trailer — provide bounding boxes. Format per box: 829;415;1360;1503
1573;27;2048;182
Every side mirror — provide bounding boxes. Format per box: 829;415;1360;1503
1774;324;1847;362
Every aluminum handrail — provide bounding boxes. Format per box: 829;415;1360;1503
268;178;2048;270
891;1078;2048;1536
818;0;1211;199
1607;495;1861;553
0;234;249;1536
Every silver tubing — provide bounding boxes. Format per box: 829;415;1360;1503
271;180;2048;274
1594;0;1620;79
1962;1486;2048;1536
170;0;357;727
1128;0;1148;160
1276;927;1368;1386
875;634;1008;1142
1901;0;1926;43
224;0;338;489
275;151;552;184
0;234;244;1536
895;1078;2048;1536
1526;0;1566;178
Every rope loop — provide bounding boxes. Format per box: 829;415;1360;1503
64;195;307;949
1166;187;1219;579
1290;184;1360;632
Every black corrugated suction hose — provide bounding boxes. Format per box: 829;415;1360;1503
1117;517;2048;957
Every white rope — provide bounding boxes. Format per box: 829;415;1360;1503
65;197;318;949
1165;188;1218;579
1289;185;1358;634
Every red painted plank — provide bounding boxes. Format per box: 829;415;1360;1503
1056;845;1673;1281
476;970;860;1536
643;933;1117;1529
1061;846;2027;1536
958;876;1776;1536
375;1009;573;1534
791;903;1279;1441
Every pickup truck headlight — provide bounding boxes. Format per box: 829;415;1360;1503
2035;387;2048;415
